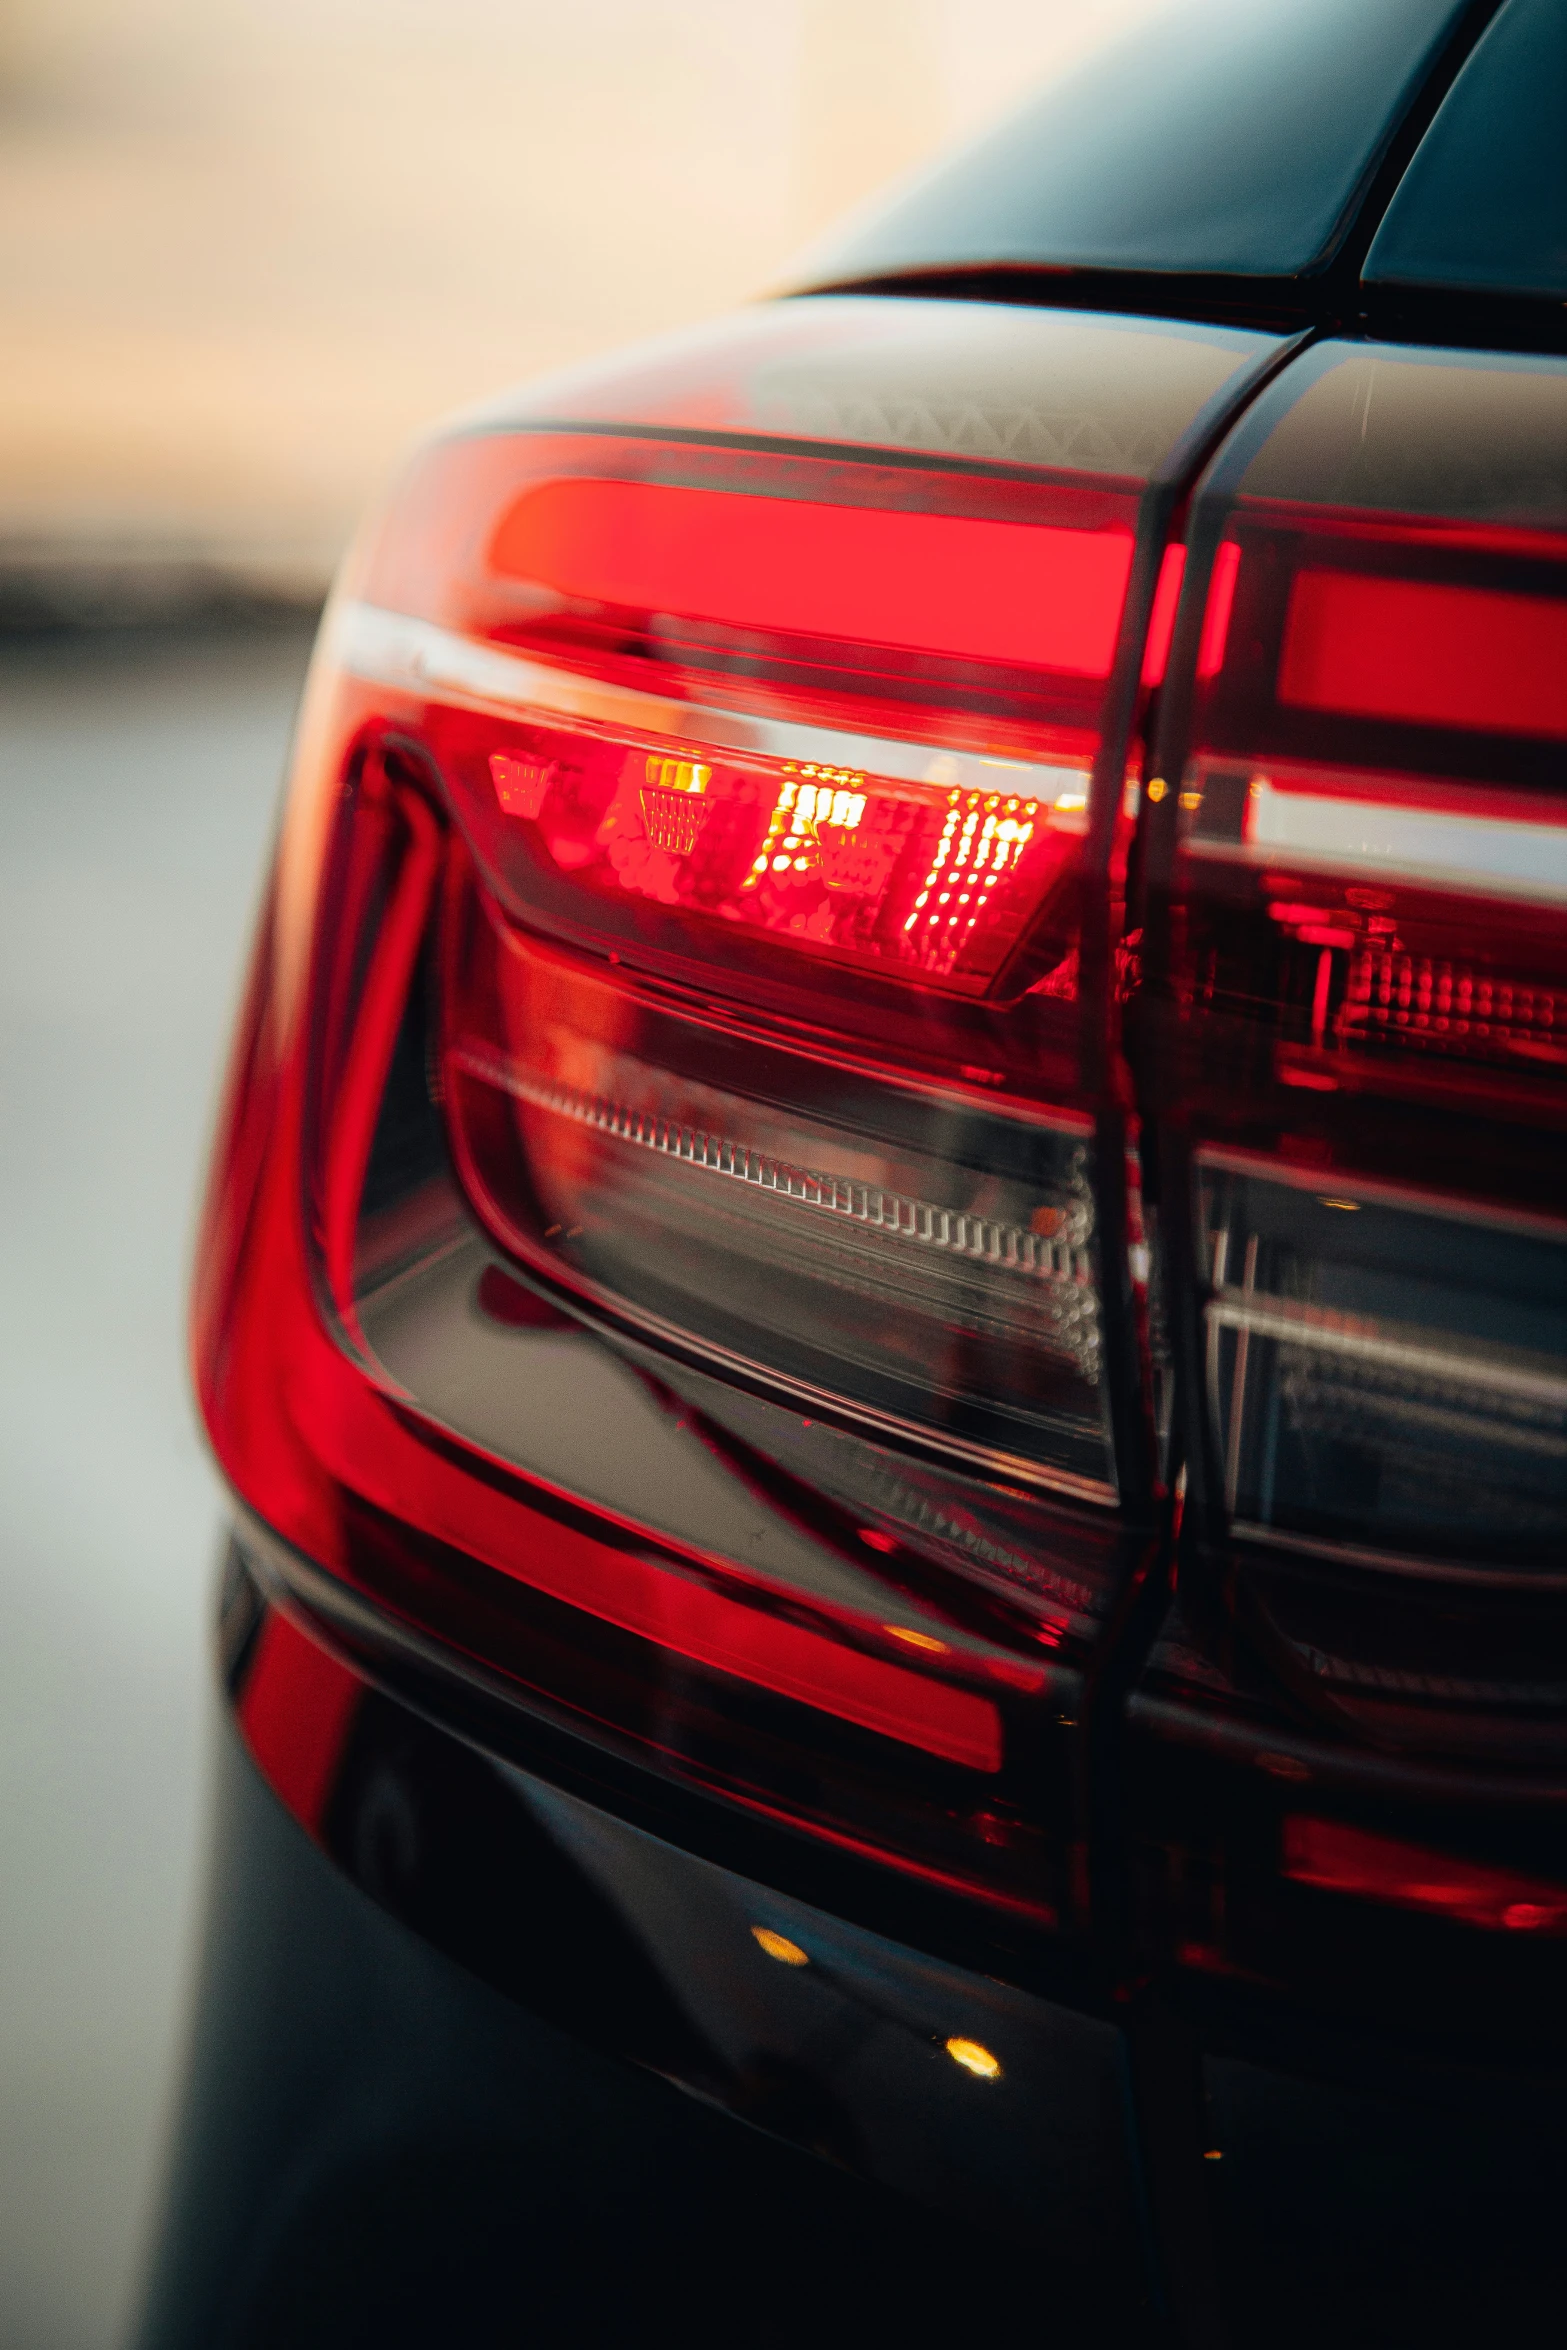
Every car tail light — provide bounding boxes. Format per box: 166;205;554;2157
195;296;1284;1926
1146;343;1567;1583
1129;341;1567;2033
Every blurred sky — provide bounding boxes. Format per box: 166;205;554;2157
0;0;1164;595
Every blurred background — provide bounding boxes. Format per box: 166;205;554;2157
0;4;1160;2344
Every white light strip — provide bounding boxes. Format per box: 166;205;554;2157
1185;770;1567;904
1207;1288;1567;1415
331;600;1089;806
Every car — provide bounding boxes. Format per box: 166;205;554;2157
136;1;1567;2342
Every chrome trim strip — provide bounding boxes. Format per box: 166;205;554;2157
332;600;1089;804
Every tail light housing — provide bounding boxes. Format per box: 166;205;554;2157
1132;340;1567;2036
1148;341;1567;1583
196;295;1282;1934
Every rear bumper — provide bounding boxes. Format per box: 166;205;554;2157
139;1568;1148;2348
138;1540;1567;2349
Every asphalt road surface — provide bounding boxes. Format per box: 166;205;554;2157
0;616;318;2350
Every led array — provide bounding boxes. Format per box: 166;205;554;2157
747;763;870;885
645;754;711;797
906;793;1037;945
489;722;1090;989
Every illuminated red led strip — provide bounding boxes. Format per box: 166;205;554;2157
490;477;1135;677
1140;543;1187;686
1280;569;1567;738
1196;540;1241;679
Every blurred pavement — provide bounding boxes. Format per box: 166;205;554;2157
0;618;316;2350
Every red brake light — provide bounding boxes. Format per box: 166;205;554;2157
1278;568;1567;737
1139;543;1187;687
489;476;1136;677
344;420;1136;1010
445;671;1092;994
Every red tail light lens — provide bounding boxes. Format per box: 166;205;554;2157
341;397;1139;1501
489;474;1136;676
1276;567;1567;738
197;297;1284;1920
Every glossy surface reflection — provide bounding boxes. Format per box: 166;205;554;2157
794;0;1468;286
216;1552;1147;2281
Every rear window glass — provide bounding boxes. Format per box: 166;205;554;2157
791;0;1469;287
1363;0;1567;301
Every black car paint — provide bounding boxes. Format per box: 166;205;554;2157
141;1558;1567;2348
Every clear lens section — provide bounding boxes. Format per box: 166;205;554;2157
446;924;1112;1494
1198;1157;1567;1566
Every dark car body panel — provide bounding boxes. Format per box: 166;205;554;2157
1364;0;1567;304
